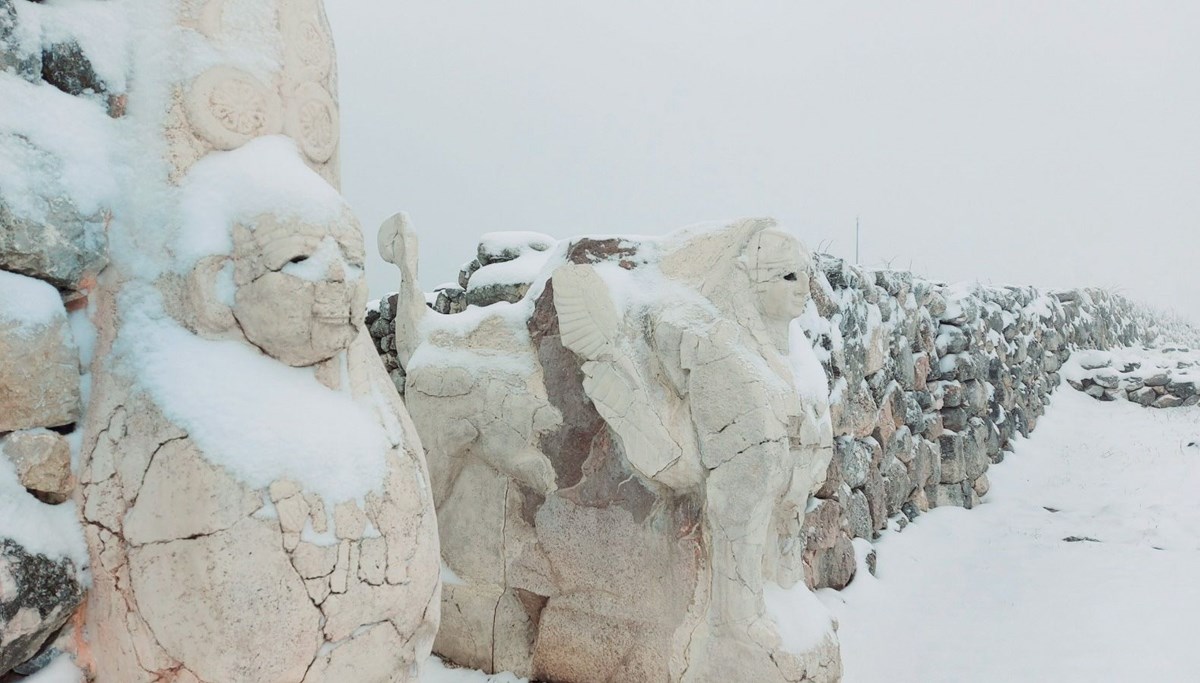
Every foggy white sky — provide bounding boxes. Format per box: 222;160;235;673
326;1;1200;326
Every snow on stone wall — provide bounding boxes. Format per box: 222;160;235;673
368;237;1200;594
790;256;1199;590
0;0;122;675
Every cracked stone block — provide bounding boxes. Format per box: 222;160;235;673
129;519;322;683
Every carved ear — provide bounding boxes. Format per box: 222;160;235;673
186;254;238;335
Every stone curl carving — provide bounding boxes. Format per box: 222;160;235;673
390;217;838;682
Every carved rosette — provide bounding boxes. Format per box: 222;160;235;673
280;0;335;83
185;66;283;150
196;0;226;38
286;81;339;163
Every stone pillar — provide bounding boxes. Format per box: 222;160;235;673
78;2;439;681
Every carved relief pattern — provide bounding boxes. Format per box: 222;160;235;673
286;82;339;163
185;66;283;151
283;14;334;82
185;0;340;172
196;0;226;38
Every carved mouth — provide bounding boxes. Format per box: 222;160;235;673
313;305;350;322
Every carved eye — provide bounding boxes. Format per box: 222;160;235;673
289;256;309;264
783;272;798;281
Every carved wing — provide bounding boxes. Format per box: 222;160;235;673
582;360;686;482
552;264;620;361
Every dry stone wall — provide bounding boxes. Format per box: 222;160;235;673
0;0;123;676
791;257;1198;589
1062;347;1199;408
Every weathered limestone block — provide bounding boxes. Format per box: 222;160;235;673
938;432;966;484
0;430;74;504
0;270;80;432
836;436;870;489
396;218;839;682
0;539;84;677
0;199;107;291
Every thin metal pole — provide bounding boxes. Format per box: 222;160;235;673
855;216;860;264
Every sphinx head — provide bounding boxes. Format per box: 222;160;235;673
181;210;368;366
746;228;812;324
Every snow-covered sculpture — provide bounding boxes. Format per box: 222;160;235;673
390;217;839;682
77;2;439;681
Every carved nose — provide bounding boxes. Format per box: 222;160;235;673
328;259;345;282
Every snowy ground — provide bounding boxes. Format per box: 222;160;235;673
822;389;1200;682
420;389;1200;682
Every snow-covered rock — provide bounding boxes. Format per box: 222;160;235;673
0;430;74;505
0;443;86;679
0;270;79;433
1063;347;1200;407
0;539;84;678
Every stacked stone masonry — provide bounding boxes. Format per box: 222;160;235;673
1063;347;1199;408
1;0;119;676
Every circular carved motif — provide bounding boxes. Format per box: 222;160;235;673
280;1;334;82
185;66;283;150
197;0;227;38
285;82;339;163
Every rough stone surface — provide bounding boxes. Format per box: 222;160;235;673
0;200;106;291
1065;347;1200;409
0;273;80;432
0;539;84;677
0;430;74;504
397;219;839;682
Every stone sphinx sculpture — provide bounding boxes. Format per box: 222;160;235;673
76;2;439;681
387;216;839;682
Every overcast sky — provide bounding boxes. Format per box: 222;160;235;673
326;1;1200;326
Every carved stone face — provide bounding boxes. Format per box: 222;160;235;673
231;213;368;366
749;229;811;323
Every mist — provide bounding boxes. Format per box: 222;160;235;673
326;0;1200;326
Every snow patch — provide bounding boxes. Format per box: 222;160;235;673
0;447;88;567
763;582;837;656
21;654;85;683
0;74;117;222
0;270;65;330
175;136;347;270
115;290;388;505
422;657;527;683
